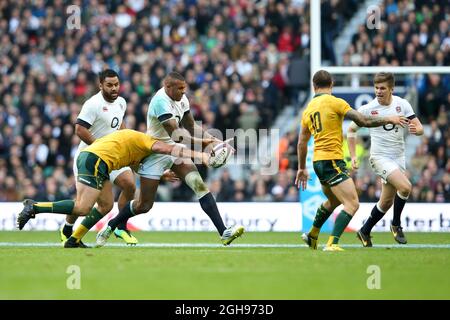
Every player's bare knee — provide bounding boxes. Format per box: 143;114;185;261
122;182;136;197
399;181;412;197
379;200;392;212
323;200;338;212
345;201;359;215
73;204;91;216
96;203;113;215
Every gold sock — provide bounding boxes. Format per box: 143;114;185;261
326;236;338;246
72;225;89;241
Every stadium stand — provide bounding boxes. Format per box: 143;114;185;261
0;0;448;204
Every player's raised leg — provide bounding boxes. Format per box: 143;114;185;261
17;181;102;230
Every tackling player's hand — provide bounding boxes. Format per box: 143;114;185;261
161;169;179;182
295;169;309;191
389;116;409;127
351;157;359;171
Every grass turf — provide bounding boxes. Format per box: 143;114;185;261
0;231;449;300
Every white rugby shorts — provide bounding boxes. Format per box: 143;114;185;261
369;155;406;183
138;153;176;180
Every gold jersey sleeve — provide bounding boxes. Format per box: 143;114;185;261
84;129;158;172
301;94;352;161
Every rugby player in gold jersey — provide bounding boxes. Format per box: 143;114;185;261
16;129;209;239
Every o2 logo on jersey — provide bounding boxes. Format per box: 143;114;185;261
111;117;120;129
383;124;399;133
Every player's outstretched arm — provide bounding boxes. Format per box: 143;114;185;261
345;109;409;128
347;122;360;170
163;117;216;150
151;141;209;166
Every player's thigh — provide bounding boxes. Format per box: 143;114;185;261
112;168;135;191
386;169;412;194
330;179;359;213
321;185;341;209
95;181;114;214
171;160;198;181
74;181;102;215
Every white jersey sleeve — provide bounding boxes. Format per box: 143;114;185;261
402;98;415;119
149;94;175;122
78;99;98;126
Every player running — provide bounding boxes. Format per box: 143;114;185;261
348;72;423;247
295;70;409;251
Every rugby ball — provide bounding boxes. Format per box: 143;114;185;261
208;143;233;168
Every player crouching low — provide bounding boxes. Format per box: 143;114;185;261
16;129;244;247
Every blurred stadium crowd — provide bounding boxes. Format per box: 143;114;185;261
0;0;448;203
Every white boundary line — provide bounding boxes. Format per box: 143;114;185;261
0;242;449;249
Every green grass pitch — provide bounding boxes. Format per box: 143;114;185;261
0;231;449;300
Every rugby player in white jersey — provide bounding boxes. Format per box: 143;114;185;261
62;69;137;247
96;72;244;246
347;72;423;247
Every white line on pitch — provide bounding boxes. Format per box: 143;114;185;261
0;242;449;249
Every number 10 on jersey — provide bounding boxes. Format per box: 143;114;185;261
310;112;322;134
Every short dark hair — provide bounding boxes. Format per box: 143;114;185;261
312;70;333;88
166;71;185;82
99;69;119;83
374;72;395;88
